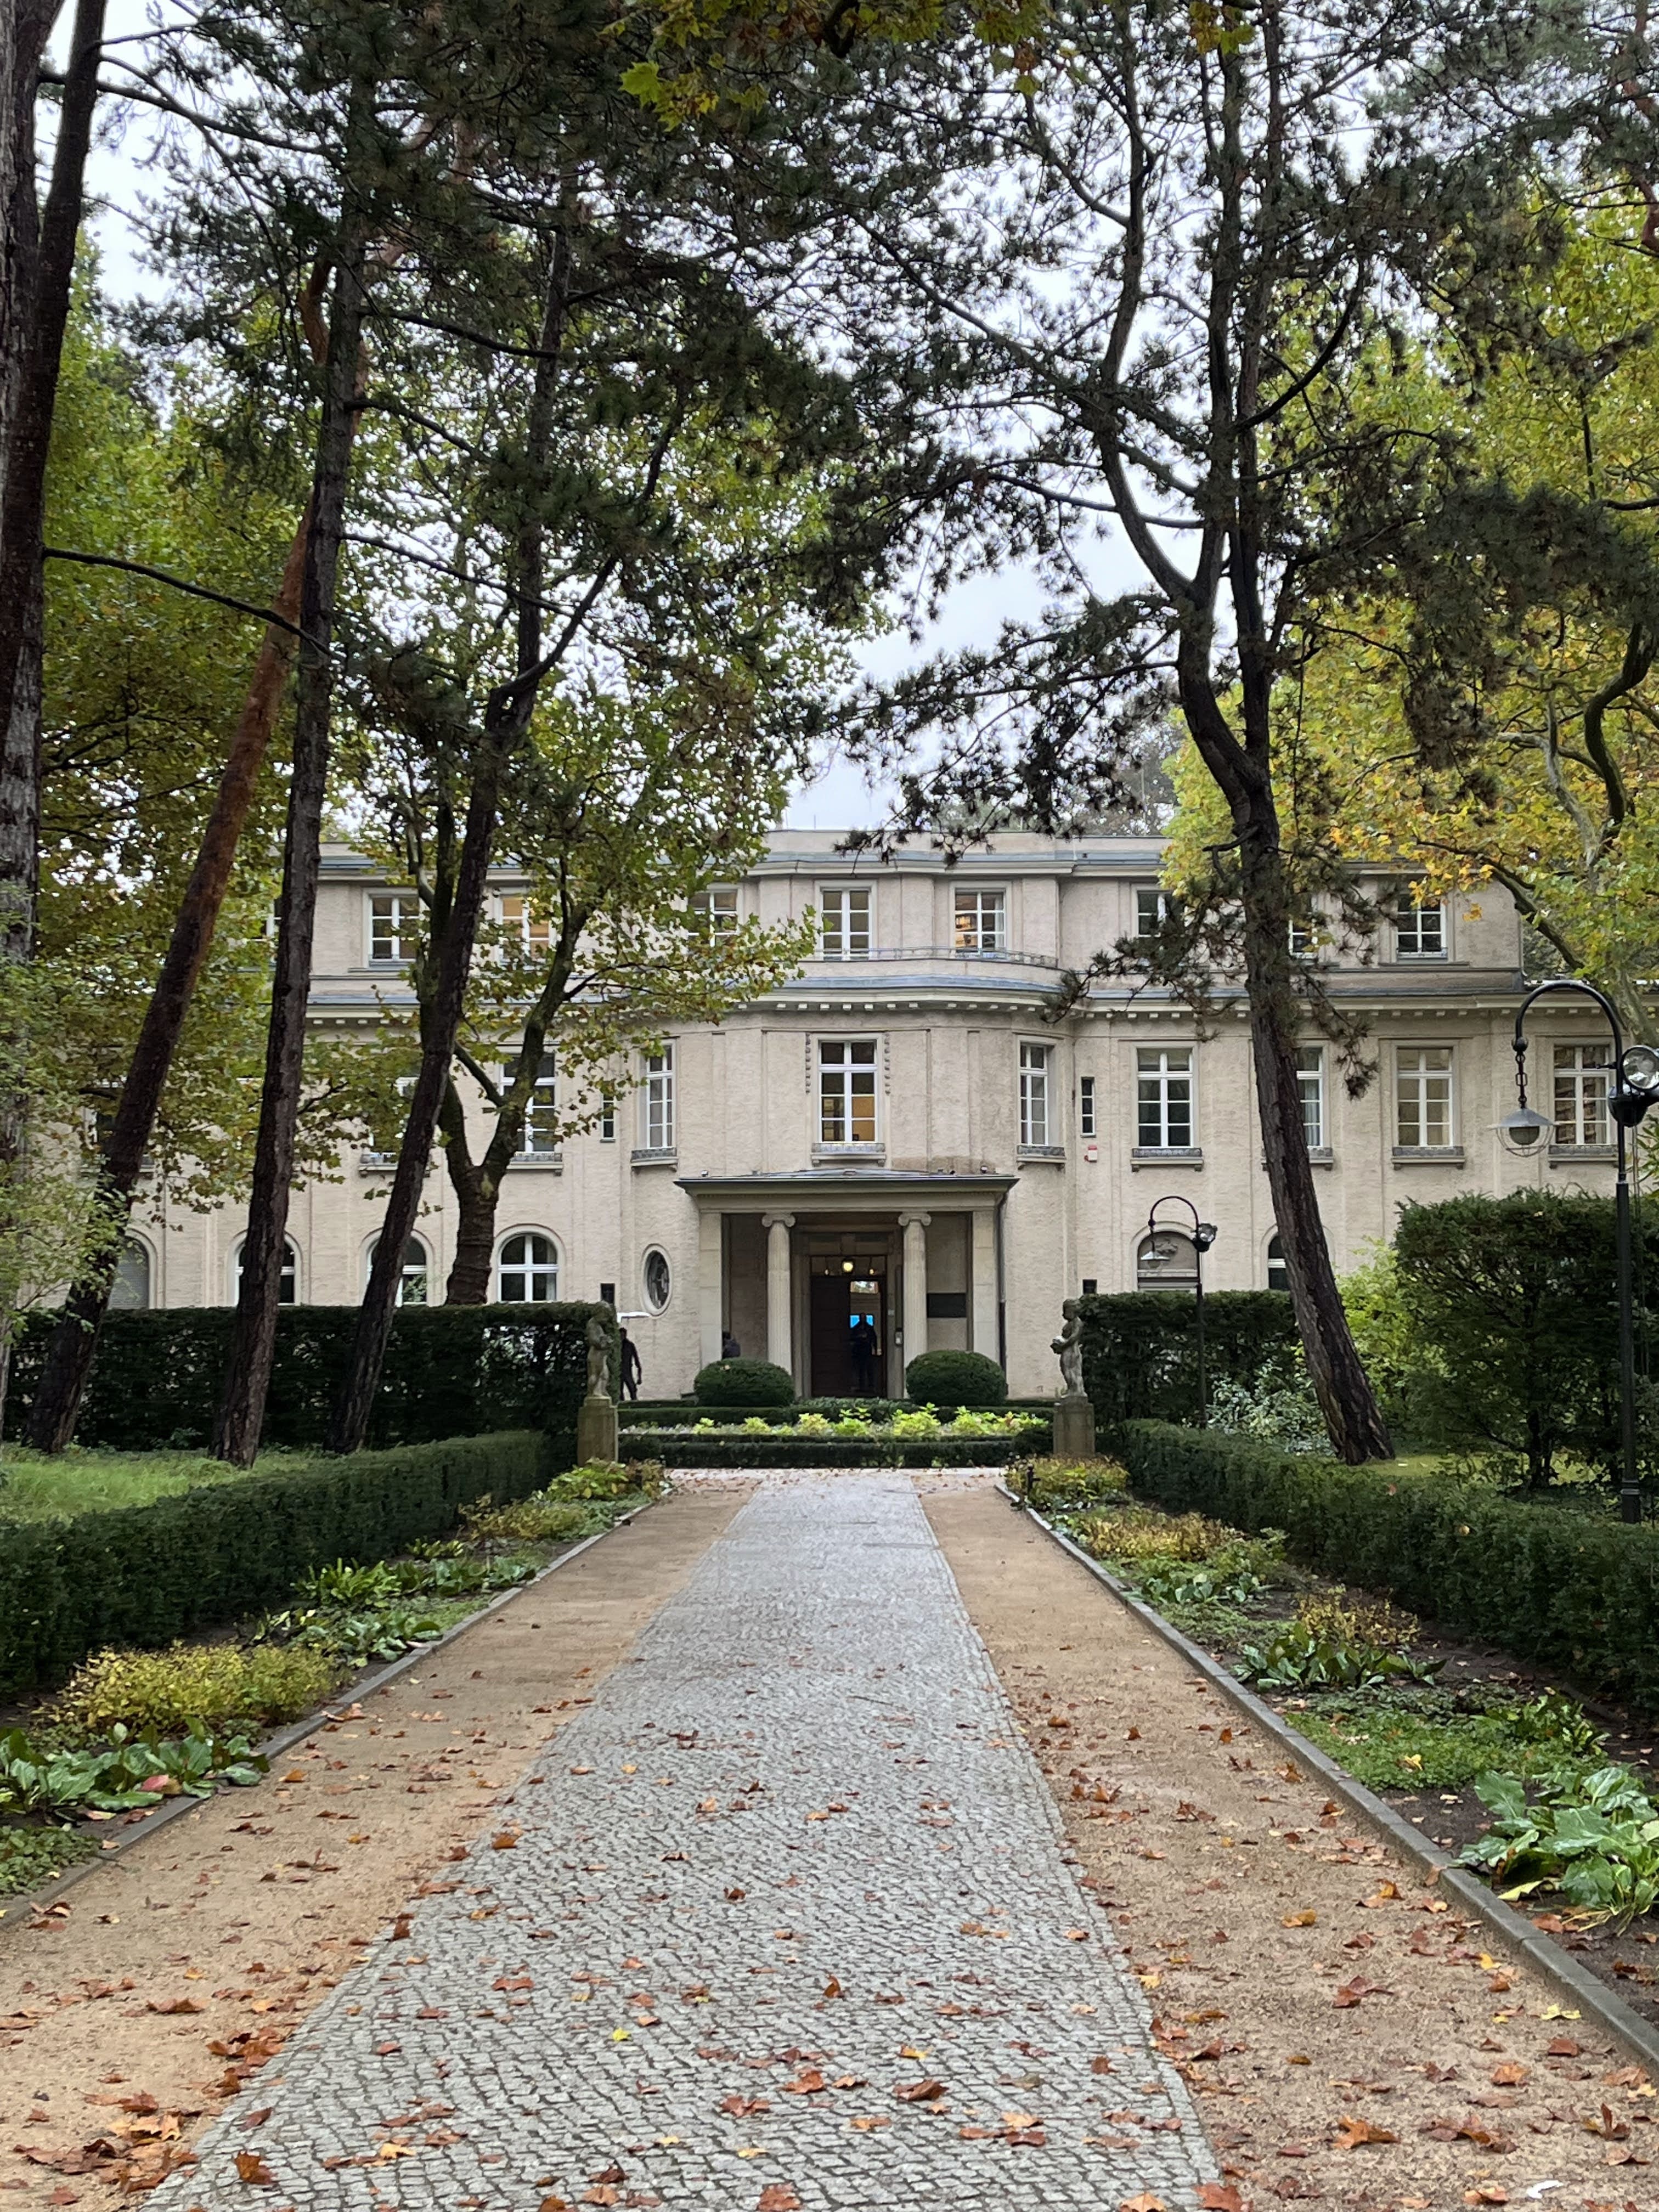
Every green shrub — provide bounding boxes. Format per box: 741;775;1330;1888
0;1824;96;1895
1392;1191;1658;1486
50;1643;339;1738
1024;1458;1126;1514
1077;1293;1300;1434
692;1358;794;1407
0;1430;545;1697
904;1350;1007;1407
629;1432;1039;1469
1121;1420;1659;1713
464;1497;596;1544
6;1304;612;1463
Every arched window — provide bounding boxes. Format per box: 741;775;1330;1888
496;1231;558;1303
1267;1233;1289;1293
109;1237;151;1311
235;1237;298;1305
1136;1229;1197;1291
642;1248;672;1313
368;1234;430;1305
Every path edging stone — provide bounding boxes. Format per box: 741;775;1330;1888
1002;1482;1659;2077
0;1500;652;1937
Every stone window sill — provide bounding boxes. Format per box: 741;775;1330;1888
357;1149;437;1176
505;1152;563;1172
810;1142;887;1165
1550;1144;1616;1165
1017;1144;1066;1164
1260;1148;1334;1169
631;1147;678;1168
1131;1146;1203;1169
1391;1146;1465;1166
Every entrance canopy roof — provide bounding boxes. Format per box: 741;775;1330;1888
676;1169;1016;1214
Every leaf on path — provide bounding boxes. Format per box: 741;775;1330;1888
146;1997;204;2016
233;2150;276;2184
1282;1911;1317;1928
1463;2190;1509;2205
1361;1883;1400;1908
849;2117;889;2131
719;2097;770;2118
1332;1978;1389;2007
757;2189;802;2211
1547;2035;1582;2057
894;2079;945;2103
1333;2114;1398;2149
781;2071;827;2095
1199;2188;1246;2211
492;1831;520;1850
1120;2196;1167;2211
1490;2063;1529;2086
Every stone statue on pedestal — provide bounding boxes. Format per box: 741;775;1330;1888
585;1314;613;1402
1052;1299;1085;1397
1050;1296;1096;1459
578;1314;619;1465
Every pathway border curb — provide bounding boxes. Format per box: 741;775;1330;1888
1000;1482;1659;2076
0;1499;652;1939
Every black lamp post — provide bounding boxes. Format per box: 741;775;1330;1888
1504;978;1659;1524
1147;1195;1219;1425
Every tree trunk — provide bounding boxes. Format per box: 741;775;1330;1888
26;509;312;1449
440;1081;500;1305
213;225;367;1466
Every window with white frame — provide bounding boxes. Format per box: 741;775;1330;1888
953;888;1006;953
1554;1041;1612;1148
599;1088;616;1142
1297;1045;1326;1149
1393;894;1446;959
367;1234;430;1305
499;893;551;952
505;1052;558;1156
1289;910;1316;956
109;1237;151;1310
236;1237;297;1305
368;892;420;964
819;1039;878;1146
1137;1046;1193;1149
819;885;872;959
1267;1232;1289;1292
496;1230;558;1302
1135;885;1170;940
1079;1074;1097;1139
691;887;740;940
1019;1042;1052;1147
1396;1045;1454;1148
641;1046;675;1152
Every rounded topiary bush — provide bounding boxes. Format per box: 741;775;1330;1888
693;1357;795;1408
904;1349;1007;1407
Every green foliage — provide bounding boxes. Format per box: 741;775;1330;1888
7;1302;608;1463
0;1824;95;1896
903;1350;1007;1407
1461;1763;1659;1922
256;1601;444;1666
461;1497;596;1545
1121;1420;1659;1713
1392;1192;1649;1486
1339;1244;1421;1432
1294;1703;1576;1792
50;1642;338;1739
1236;1622;1440;1692
0;1722;266;1816
1077;1293;1301;1434
1023;1458;1127;1514
0;1446;259;1523
633;1432;1039;1469
1208;1365;1328;1454
692;1358;794;1407
1138;1555;1265;1609
0;1431;546;1696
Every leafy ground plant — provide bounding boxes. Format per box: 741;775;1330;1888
0;1722;266;1816
50;1642;340;1739
0;1823;95;1896
1236;1622;1441;1692
1460;1760;1659;1922
1294;1690;1602;1792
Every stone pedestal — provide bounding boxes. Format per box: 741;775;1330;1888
577;1393;619;1466
1052;1393;1096;1461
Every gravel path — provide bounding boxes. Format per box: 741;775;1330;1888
153;1475;1217;2210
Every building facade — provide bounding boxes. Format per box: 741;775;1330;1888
117;833;1621;1398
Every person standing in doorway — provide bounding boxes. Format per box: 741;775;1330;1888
619;1328;642;1402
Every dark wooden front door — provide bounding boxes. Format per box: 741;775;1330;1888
809;1269;887;1398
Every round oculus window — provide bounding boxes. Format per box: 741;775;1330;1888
642;1248;672;1312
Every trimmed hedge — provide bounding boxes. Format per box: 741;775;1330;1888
7;1304;613;1462
0;1430;547;1696
1080;1292;1299;1432
632;1431;1043;1470
1120;1420;1659;1713
692;1358;794;1407
904;1350;1007;1407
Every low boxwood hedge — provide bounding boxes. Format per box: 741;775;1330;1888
635;1432;1041;1469
1120;1421;1659;1713
0;1430;546;1696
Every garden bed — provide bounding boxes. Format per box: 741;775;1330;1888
1021;1452;1659;2036
0;1458;664;1908
630;1408;1048;1468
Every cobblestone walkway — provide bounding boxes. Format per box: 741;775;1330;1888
157;1477;1217;2210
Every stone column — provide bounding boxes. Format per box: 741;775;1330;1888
970;1206;998;1357
697;1209;724;1372
900;1211;930;1388
763;1214;794;1381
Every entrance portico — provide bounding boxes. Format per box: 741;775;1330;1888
677;1171;1015;1393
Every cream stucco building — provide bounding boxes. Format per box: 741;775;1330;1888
115;833;1621;1399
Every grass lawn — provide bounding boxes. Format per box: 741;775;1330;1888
0;1444;270;1522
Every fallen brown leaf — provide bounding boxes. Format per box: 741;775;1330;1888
894;2078;946;2103
233;2150;275;2185
757;2190;802;2211
1333;2114;1398;2149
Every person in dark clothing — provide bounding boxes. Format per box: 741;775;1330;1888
619;1328;642;1401
721;1329;741;1359
849;1315;877;1395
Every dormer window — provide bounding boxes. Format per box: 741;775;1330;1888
953;888;1006;952
1393;895;1446;960
1135;885;1170;940
820;885;872;959
368;892;419;964
692;887;740;941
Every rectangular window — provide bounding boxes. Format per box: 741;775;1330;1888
691;887;740;941
368;892;419;964
499;893;550;952
1135;885;1170;940
1019;1042;1051;1147
1289;912;1314;956
1394;896;1446;959
1554;1042;1612;1148
599;1089;616;1143
1297;1046;1325;1150
1137;1047;1193;1149
505;1053;557;1156
953;888;1006;953
1396;1045;1454;1148
1079;1074;1097;1139
641;1046;675;1152
819;886;872;959
819;1039;878;1145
